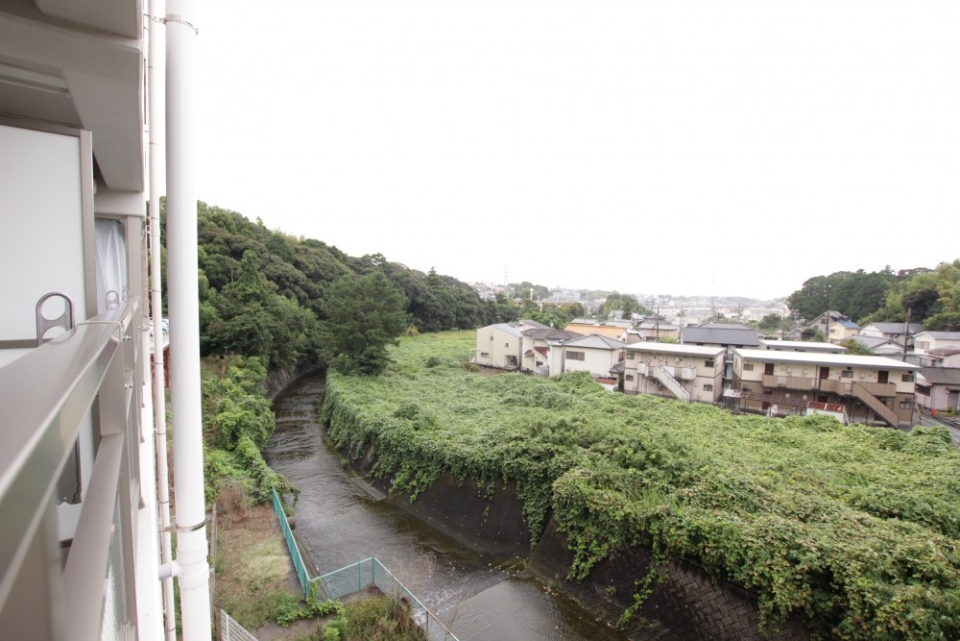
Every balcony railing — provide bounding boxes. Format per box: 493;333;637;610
762;374;818;390
0;297;145;639
761;374;896;398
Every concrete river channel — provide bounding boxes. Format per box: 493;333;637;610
264;372;632;641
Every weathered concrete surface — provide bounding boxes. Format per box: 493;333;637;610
529;517;810;641
347;446;532;558
265;365;320;399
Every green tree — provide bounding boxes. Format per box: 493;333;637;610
319;271;411;375
839;338;874;355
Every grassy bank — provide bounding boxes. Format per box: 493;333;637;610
322;331;960;640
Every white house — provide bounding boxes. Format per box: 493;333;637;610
557;334;625;382
623;343;725;404
913;331;960;356
916;368;960;412
475;323;525;370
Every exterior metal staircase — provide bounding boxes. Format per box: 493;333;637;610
852;383;899;427
653;365;692;402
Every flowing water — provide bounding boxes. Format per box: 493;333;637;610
264;372;631;641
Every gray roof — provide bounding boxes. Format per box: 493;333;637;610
847;335;896;349
929;346;960;357
519;319;551;330
523;328;582;341
562;334;626;350
491;323;523;338
916;331;960;340
863;322;923;335
681;324;760;347
919;367;960;386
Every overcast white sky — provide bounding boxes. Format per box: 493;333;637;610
194;1;960;300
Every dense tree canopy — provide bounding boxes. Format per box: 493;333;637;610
319;271;411;375
787;269;894;323
167;201;497;370
864;260;960;330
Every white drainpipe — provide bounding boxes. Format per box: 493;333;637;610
165;1;212;638
148;2;177;639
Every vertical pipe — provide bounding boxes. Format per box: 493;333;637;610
147;2;176;638
165;1;211;638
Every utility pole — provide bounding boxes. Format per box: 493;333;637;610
902;307;912;362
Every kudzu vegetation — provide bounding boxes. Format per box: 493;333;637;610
322;331;960;640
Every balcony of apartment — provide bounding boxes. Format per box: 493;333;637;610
818;378;897;398
761;374;818;391
0;297;152;639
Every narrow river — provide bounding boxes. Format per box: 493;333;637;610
264;372;631;641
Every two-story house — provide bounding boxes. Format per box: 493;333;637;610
916;368;960;413
913;331;960;356
558;334;626;382
732;349;916;427
860;322;922;349
680;322;760;390
520;327;581;375
475;323;525;369
623;343;725;403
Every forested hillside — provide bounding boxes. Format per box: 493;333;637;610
787;261;960;330
163;201;498;370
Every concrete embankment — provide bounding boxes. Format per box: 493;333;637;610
344;446;809;641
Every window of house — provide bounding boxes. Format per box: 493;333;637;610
480;351;489;357
625;374;634;381
627;352;634;360
567;351;585;361
842;370;854;378
505;343;509;348
704;359;714;368
490;335;494;340
917;341;930;350
899;400;912;409
902;374;914;382
703;384;713;392
743;363;754;371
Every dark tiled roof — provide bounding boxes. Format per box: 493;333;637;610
929;346;960;357
865;322;923;335
919;367;960;386
681;325;760;347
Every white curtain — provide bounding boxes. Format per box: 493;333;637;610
95;218;128;314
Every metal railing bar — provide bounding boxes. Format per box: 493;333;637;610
62;433;124;641
0;298;138;611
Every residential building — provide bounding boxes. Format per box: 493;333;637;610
475;323;525;369
558;334;626;382
926;346;960;368
623;343;725;404
520;327;581;375
913;331;960;356
860;322;922;349
681;321;760;390
636;320;680;342
732;349;917;427
845;335;904;357
916;368;960;412
1;1;210;638
564;319;632;341
759;339;847;354
807;310;846;338
828;319;861;343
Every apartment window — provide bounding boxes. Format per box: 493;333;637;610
480;351;489;357
490;335;494;340
899;400;912;409
902;374;915;383
743;363;754;371
703;384;714;392
625;374;634;381
505;342;510;348
704;359;714;368
567;351;585;361
842;370;854;378
626;352;634;360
